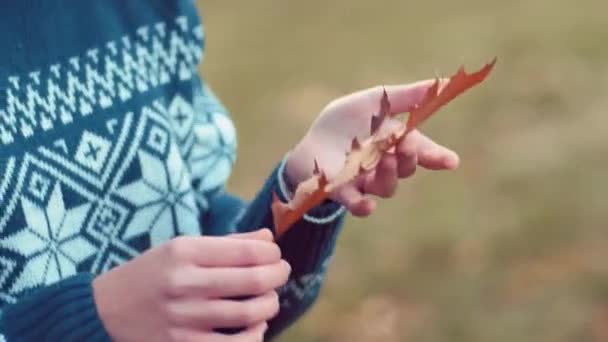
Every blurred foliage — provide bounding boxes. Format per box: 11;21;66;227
196;0;608;341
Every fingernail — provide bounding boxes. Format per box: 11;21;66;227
284;260;292;273
445;154;460;169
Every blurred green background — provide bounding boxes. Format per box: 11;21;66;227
196;1;608;341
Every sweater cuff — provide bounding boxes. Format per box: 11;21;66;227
276;156;346;225
275;157;346;275
0;273;111;342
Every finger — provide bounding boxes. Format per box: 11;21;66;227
382;79;448;114
230;321;268;342
171;236;280;267
187;260;291;298
332;184;376;217
229;228;274;242
362;153;398;198
170;322;268;342
413;132;460;170
396;130;419;178
338;79;445;118
170;291;280;329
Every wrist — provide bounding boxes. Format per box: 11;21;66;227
279;153;346;225
282;143;314;199
284;136;319;191
284;151;308;192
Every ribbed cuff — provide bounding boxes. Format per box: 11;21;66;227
0;274;112;342
276;213;344;277
274;157;346;275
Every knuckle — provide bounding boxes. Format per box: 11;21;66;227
164;269;187;298
165;302;184;325
166;236;193;261
356;86;387;116
398;142;418;159
239;242;260;264
248;272;268;294
400;148;417;160
237;302;260;325
195;273;215;295
372;85;385;97
200;273;221;295
364;85;386;106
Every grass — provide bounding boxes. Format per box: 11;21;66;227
196;0;608;340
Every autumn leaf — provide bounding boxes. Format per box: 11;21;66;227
273;58;497;238
405;58;497;134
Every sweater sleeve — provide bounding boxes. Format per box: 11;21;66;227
205;158;347;340
0;274;112;342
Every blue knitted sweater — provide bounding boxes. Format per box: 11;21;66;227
0;1;346;341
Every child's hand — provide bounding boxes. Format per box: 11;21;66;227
286;81;460;216
92;229;289;342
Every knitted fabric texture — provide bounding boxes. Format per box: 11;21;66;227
0;1;345;340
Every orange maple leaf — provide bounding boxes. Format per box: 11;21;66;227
272;58;497;238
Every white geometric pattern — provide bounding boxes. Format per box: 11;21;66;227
0;9;347;330
0;183;95;293
168;95;196;142
191;111;237;192
115;144;199;246
26;171;52;201
85;198;137;274
0;258;16;291
0;16;202;145
0;83;234;303
0;10;336;336
0;14;237;307
74;131;113;173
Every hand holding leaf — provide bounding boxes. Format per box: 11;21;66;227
276;59;496;237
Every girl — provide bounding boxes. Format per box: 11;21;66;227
0;1;459;341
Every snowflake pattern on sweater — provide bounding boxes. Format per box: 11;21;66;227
0;2;344;340
0;15;236;305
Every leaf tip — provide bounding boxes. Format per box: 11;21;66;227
380;86;390;114
371;86;392;134
318;171;329;188
313;158;321;175
351;137;361;151
370;116;381;134
484;57;498;74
